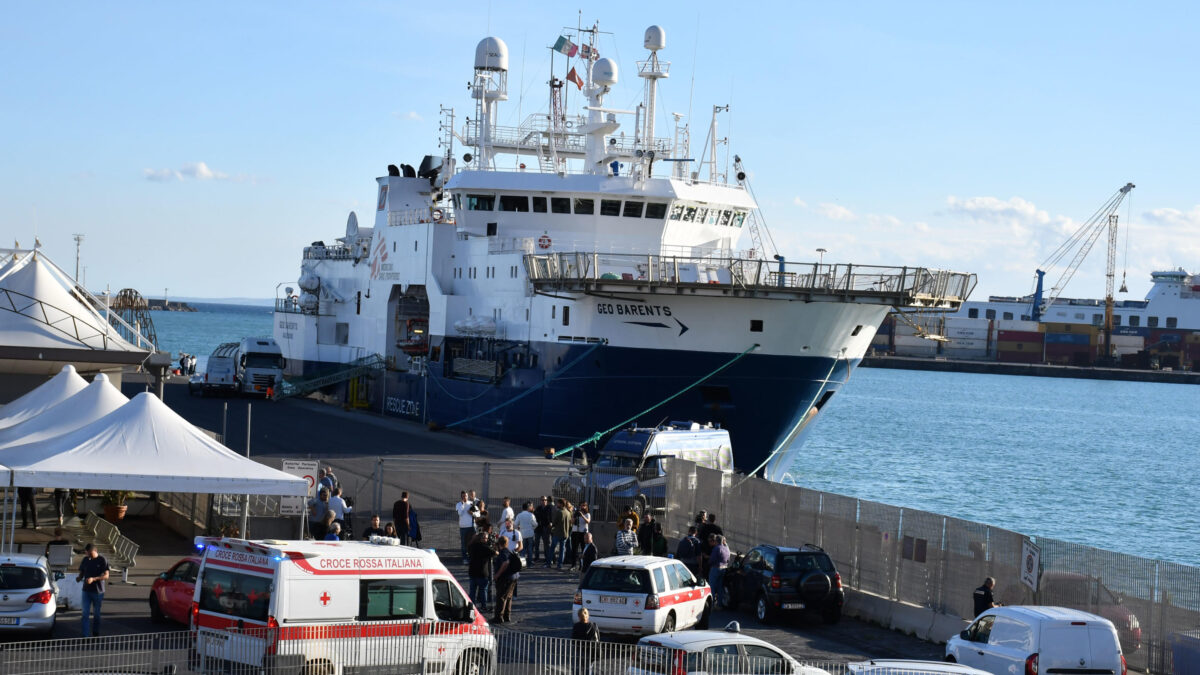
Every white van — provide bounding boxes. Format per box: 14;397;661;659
946;606;1126;675
190;537;494;675
202;343;239;396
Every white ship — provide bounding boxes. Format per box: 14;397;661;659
273;24;975;480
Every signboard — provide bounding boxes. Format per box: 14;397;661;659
280;459;319;517
1020;538;1041;592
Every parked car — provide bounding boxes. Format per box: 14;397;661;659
0;553;58;637
721;544;844;624
149;556;199;624
848;659;992;675
630;621;831;675
574;555;712;635
1038;571;1141;653
945;606;1126;675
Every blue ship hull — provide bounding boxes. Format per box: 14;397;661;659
297;341;858;477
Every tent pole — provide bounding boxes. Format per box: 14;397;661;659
1;486;8;553
240;403;251;538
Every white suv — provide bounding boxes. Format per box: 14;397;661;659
574;555;712;635
631;621;830;675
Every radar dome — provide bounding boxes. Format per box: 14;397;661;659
592;58;618;87
644;25;666;51
345;211;359;239
474;37;509;71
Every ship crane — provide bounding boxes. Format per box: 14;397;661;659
1031;182;1135;363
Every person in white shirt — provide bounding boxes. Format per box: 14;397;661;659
570;501;591;569
499;517;523;554
513;500;538;549
328;487;352;526
500;497;515;525
456;491;477;564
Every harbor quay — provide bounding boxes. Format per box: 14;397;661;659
0;378;938;664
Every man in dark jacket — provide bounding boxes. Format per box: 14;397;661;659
468;525;496;611
492;536;519;623
974;577;1000;617
578;532;598;573
675;525;702;577
534;496;553;563
392;491;411;545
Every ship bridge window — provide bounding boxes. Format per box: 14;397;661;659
669;204;685;220
452;194;462;210
466;194;495;211
1003;312;1013;320
551;197;571;214
532;196;548;213
985;309;996;320
1167;317;1178;328
1113;315;1122;326
600;199;622;216
645;203;668;220
1128;315;1140;327
732;211;747;228
693;207;708;223
684;206;698;221
499;195;529;212
968;308;979;319
574;198;594;215
718;210;733;226
623;201;645;218
1148;316;1159;328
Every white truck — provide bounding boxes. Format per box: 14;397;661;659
235;337;285;396
201;343;239;396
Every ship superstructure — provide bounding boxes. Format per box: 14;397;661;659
274;24;975;481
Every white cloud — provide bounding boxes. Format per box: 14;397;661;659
1144;206;1200;228
143;168;181;182
817;203;856;221
946;195;1051;227
866;214;902;228
180;161;228;180
792;197;808;208
393;110;423;121
144;161;249;183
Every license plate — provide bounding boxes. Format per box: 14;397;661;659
0;617;18;625
599;595;627;604
781;602;805;610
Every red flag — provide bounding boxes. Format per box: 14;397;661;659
566;67;584;90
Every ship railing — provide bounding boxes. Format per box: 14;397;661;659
524;252;977;307
303;245;353;261
465;117;674;157
387;206;452;227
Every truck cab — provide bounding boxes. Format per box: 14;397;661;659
237;337;285;396
554;422;733;518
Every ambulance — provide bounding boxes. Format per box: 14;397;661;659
190;537;495;675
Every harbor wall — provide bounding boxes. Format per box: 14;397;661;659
662;459;1198;674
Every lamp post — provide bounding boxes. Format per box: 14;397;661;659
816;248;827;266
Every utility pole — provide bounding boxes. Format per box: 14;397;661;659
72;234;84;281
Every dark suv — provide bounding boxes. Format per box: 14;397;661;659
721;544;844;624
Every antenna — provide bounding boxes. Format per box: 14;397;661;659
72;233;84;282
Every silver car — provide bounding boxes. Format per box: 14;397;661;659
0;553;58;637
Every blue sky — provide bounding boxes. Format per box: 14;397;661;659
3;2;1198;301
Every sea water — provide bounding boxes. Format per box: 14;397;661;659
152;304;1200;565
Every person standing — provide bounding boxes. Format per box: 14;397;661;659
499;497;515;525
650;523;668;557
514;501;538;558
676;526;702;577
499;517;523;557
614;519;638;556
468;525;496;612
549;499;571;569
699;513;723;576
18;487;38;529
392;492;411;545
492;535;519;623
361;515;385;539
974;577;1000;617
456;491;476;564
572;607;600;641
578;532;598;574
570;501;591;569
637;513;657;555
308;488;331;539
317;469;334;494
53;488;70;527
533;496;553;563
328;487;351;529
707;535;731;607
78;543;109;637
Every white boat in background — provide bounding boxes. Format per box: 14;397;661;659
273;23;974;480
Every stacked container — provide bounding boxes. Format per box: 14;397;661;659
941;317;991;360
995;322;1043;364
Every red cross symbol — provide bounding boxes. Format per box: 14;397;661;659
437;646;446;655
319;592;331;606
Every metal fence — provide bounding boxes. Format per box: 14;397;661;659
661;459;1200;675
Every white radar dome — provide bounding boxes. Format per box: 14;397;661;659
644;25;666;51
592;58;618;87
345;211;359;239
475;37;509;72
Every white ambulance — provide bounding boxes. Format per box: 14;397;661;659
190;537;495;675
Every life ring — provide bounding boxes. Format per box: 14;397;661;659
538;234;552;249
431;208;445;222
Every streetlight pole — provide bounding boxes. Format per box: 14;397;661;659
816;248;827;266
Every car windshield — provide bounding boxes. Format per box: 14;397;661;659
582;567;652;593
0;566;44;590
777;553;835;574
593;454;640;470
245;353;282;369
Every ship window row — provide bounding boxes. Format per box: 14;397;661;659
966;309;1178;330
455;194;669;220
669;203;747;228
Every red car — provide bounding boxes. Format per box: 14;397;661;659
149;556;200;625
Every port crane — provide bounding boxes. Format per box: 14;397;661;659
1031;182;1135;363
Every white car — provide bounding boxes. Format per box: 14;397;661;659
0;553;58;637
848;659;992;675
630;621;829;675
574;555;712;635
946;606;1126;675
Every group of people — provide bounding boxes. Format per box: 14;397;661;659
16;487;75;528
178;353;197;375
307;467;423;544
613;508;731;603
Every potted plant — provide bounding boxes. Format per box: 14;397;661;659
102;490;134;521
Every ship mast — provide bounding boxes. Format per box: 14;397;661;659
637;26;668;178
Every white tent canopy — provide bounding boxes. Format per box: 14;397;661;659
0;365;88;430
1;392;307;495
0;373;128;449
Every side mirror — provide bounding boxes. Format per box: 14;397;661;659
160;572;169;580
960;630;970;641
466;605;477;623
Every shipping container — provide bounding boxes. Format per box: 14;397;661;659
997;330;1042;342
1045;332;1091;345
945;317;991;329
944;327;989;340
944;338;988;350
996;319;1040;332
1187;332;1200;345
1150;331;1184;345
996;340;1042;352
893;343;939;357
942;348;991;360
1041;322;1097;334
894;335;939;348
997;350;1042;364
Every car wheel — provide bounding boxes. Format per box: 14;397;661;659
455;650;490;675
945;656;957;663
661;612;676;633
696;600;712;630
822;604;842;624
149;593;165;623
755;594;774;624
